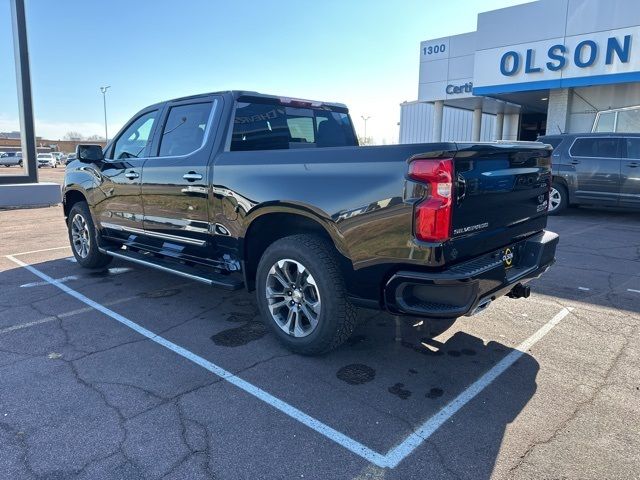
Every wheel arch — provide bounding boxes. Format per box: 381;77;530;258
552;176;571;204
63;189;88;220
242;207;353;292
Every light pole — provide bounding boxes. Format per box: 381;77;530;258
100;85;110;142
361;115;371;145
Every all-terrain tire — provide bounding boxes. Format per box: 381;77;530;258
256;234;357;355
67;201;113;269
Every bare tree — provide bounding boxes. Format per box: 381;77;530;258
64;131;84;141
358;135;374;146
86;134;106;141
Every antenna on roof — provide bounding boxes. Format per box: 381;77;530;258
556;124;564;134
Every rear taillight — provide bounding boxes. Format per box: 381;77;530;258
408;158;453;243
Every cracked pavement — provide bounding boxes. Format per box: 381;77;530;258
0;203;638;479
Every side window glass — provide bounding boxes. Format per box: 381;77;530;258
626;138;640;159
594;139;619;158
111;111;157;160
158;102;214;157
570;138;595;157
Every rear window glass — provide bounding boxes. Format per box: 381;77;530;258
570;138;620;158
540;137;563;149
230;102;356;151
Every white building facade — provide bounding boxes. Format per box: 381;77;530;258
400;0;640;144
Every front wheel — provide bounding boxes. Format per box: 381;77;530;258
256;234;357;355
67;201;112;268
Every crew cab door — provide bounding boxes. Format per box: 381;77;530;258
621;137;640;208
94;108;159;240
567;137;622;206
139;96;220;262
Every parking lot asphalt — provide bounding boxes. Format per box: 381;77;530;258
0;192;638;479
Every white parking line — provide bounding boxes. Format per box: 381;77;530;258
578;286;590;291
628;288;640;294
9;245;70;257
5;253;573;469
20;275;79;288
383;306;573;467
0;295;141;336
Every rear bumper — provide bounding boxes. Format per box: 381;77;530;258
384;230;558;318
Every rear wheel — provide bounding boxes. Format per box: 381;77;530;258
256;234;357;355
67;201;112;268
548;182;568;215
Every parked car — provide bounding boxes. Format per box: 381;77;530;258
37;153;57;168
539;132;640;214
62;91;557;354
51;152;66;166
65;153;76;164
0;151;23;167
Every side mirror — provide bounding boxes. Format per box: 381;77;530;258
76;144;104;162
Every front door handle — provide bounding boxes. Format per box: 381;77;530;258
125;171;139;179
628;162;639;168
183;172;203;182
570;160;580;165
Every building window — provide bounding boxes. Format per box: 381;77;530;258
593;105;640;133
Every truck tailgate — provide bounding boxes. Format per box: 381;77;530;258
448;142;552;263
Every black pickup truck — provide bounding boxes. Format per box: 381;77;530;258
63;91;558;354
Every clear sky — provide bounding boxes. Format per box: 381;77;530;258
0;0;531;144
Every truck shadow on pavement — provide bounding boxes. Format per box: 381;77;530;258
331;316;540;478
0;258;540;479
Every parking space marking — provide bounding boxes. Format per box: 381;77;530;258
20;275;79;288
9;246;70;257
628;289;640;294
578;287;590;291
383;306;573;468
6;253;574;469
0;295;141;336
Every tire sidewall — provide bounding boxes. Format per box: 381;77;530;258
67;202;110;268
256;238;344;352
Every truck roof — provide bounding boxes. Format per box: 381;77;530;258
157;90;349;112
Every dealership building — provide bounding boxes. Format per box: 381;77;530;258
399;0;640;143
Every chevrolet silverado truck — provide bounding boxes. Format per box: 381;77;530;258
63;91;558;354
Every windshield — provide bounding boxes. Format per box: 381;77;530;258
231;102;357;151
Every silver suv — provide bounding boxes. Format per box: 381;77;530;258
0;151;23;167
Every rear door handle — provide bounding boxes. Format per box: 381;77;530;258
570;160;580;165
628;162;639;168
124;171;139;179
183;172;203;181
